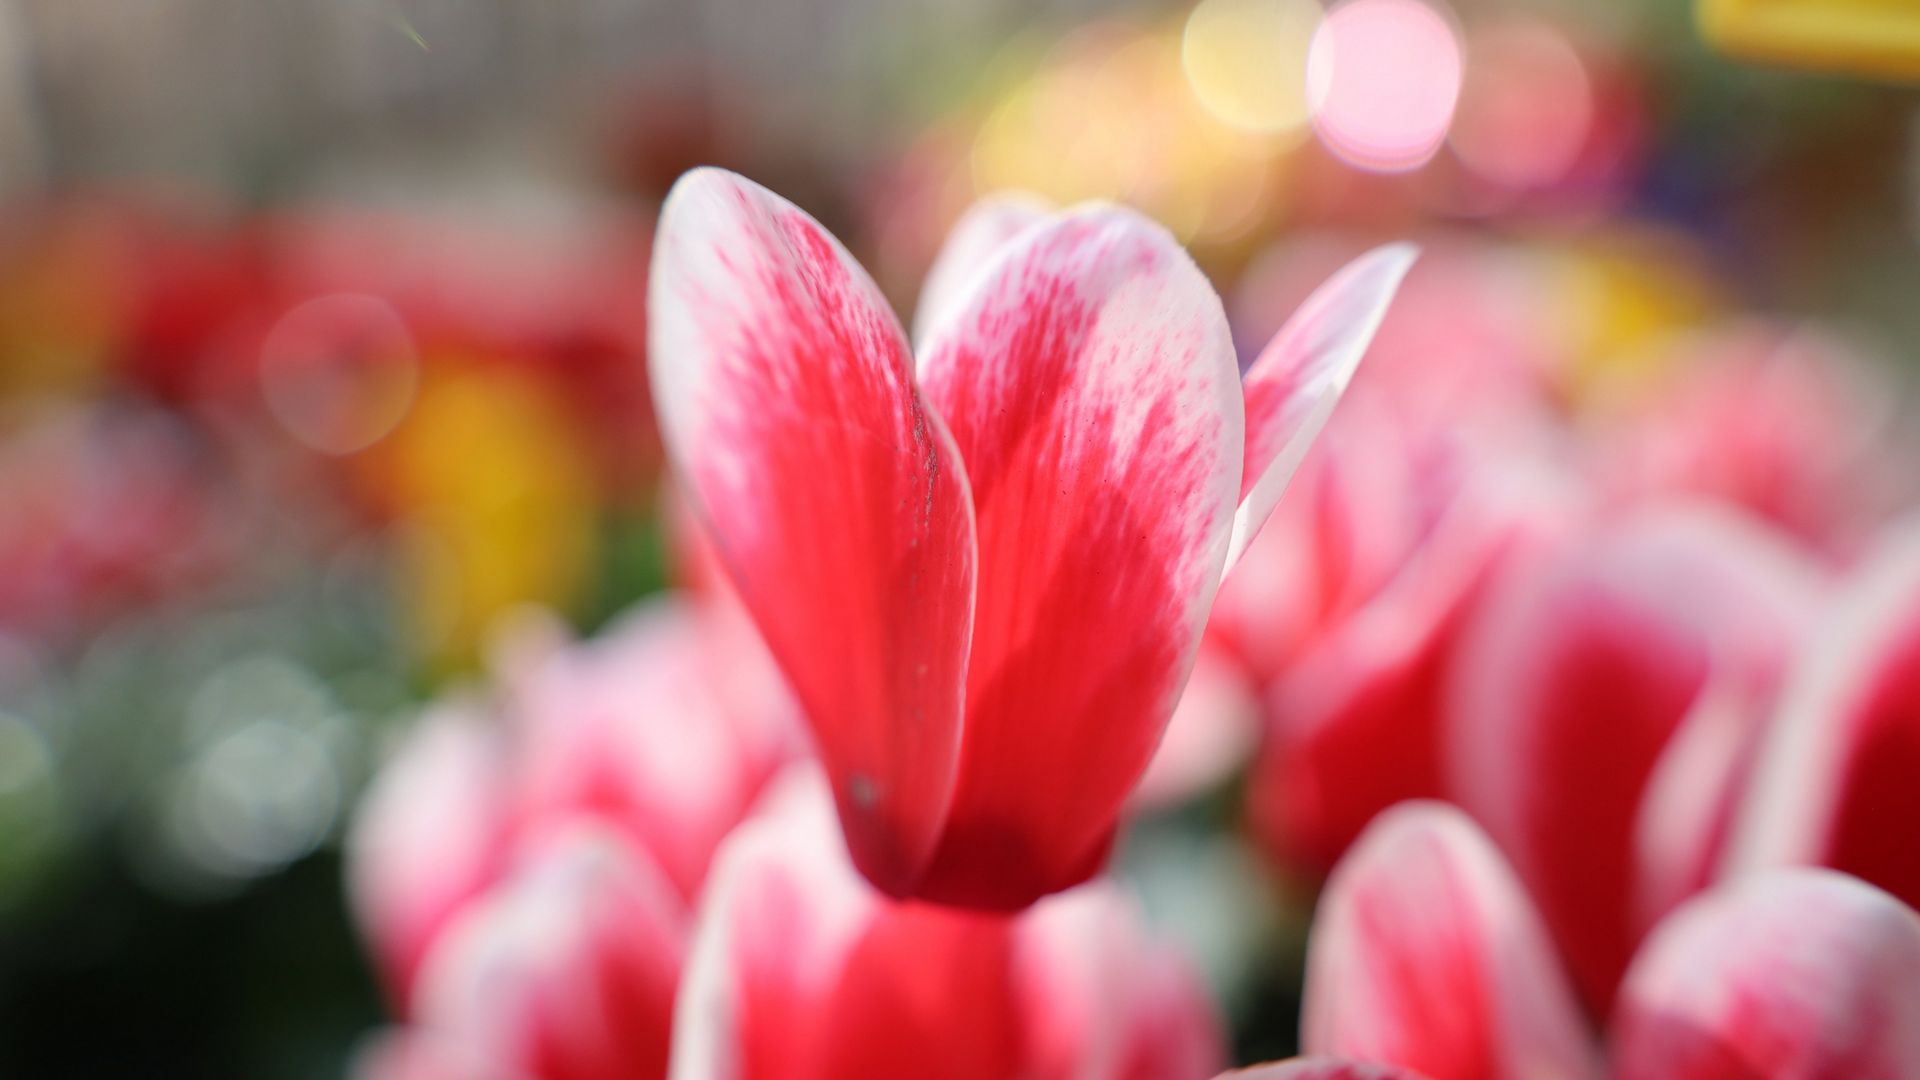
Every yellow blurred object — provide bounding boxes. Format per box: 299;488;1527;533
1699;0;1920;81
1543;232;1726;401
1182;0;1321;135
970;19;1295;253
364;360;596;673
0;222;128;399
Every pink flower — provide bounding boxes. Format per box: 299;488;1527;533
346;591;797;1049
1447;504;1823;1013
669;768;1224;1080
1725;518;1920;913
408;820;686;1080
1590;321;1911;561
647;167;1413;909
1272;801;1920;1080
1239;410;1579;873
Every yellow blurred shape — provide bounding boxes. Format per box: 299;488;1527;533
1546;235;1725;400
1182;0;1321;134
971;20;1294;249
366;361;595;673
1700;0;1920;81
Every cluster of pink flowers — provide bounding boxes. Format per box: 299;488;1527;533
349;168;1920;1078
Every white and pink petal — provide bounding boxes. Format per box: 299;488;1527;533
913;204;1244;908
1612;869;1920;1079
1301;802;1599;1080
648;167;977;896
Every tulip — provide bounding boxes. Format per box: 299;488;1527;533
501;600;799;903
347;700;512;1004
1726;518;1920;912
1446;503;1821;1014
647;166;1413;908
347;593;796;1009
1283;801;1920;1079
1242;415;1579;875
1590;321;1908;561
406;820;686;1080
669;768;1224;1080
1208;238;1578;869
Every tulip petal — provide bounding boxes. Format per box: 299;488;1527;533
346;702;511;1006
1226;244;1417;575
1446;505;1819;1013
410;820;687;1080
911;193;1054;352
1301;802;1600;1080
670;772;879;1080
649;168;977;895
1612;869;1920;1079
1728;520;1920;910
672;768;1221;1080
1016;884;1227;1079
913;205;1243;908
1220;1060;1436;1080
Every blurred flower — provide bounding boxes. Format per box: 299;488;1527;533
648;168;1411;908
1240;413;1579;876
670;768;1223;1080
1726;518;1920;913
1447;504;1823;1014
1700;0;1920;81
359;362;599;671
348;699;512;1005
1587;320;1913;560
1280;801;1920;1079
1166;239;1575;855
347;592;798;1018
0;399;232;643
409;819;686;1080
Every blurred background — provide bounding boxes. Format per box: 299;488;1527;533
2;0;1919;1075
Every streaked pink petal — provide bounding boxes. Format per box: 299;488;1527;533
1227;244;1417;574
648;168;977;895
1207;398;1425;685
346;702;511;1007
1446;504;1820;1013
1301;802;1600;1080
911;193;1054;351
1219;1060;1435;1080
1727;521;1920;910
411;820;687;1080
912;205;1243;908
1612;869;1920;1079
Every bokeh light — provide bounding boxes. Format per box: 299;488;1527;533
1308;0;1465;173
1182;0;1322;138
1452;19;1595;193
259;293;418;455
